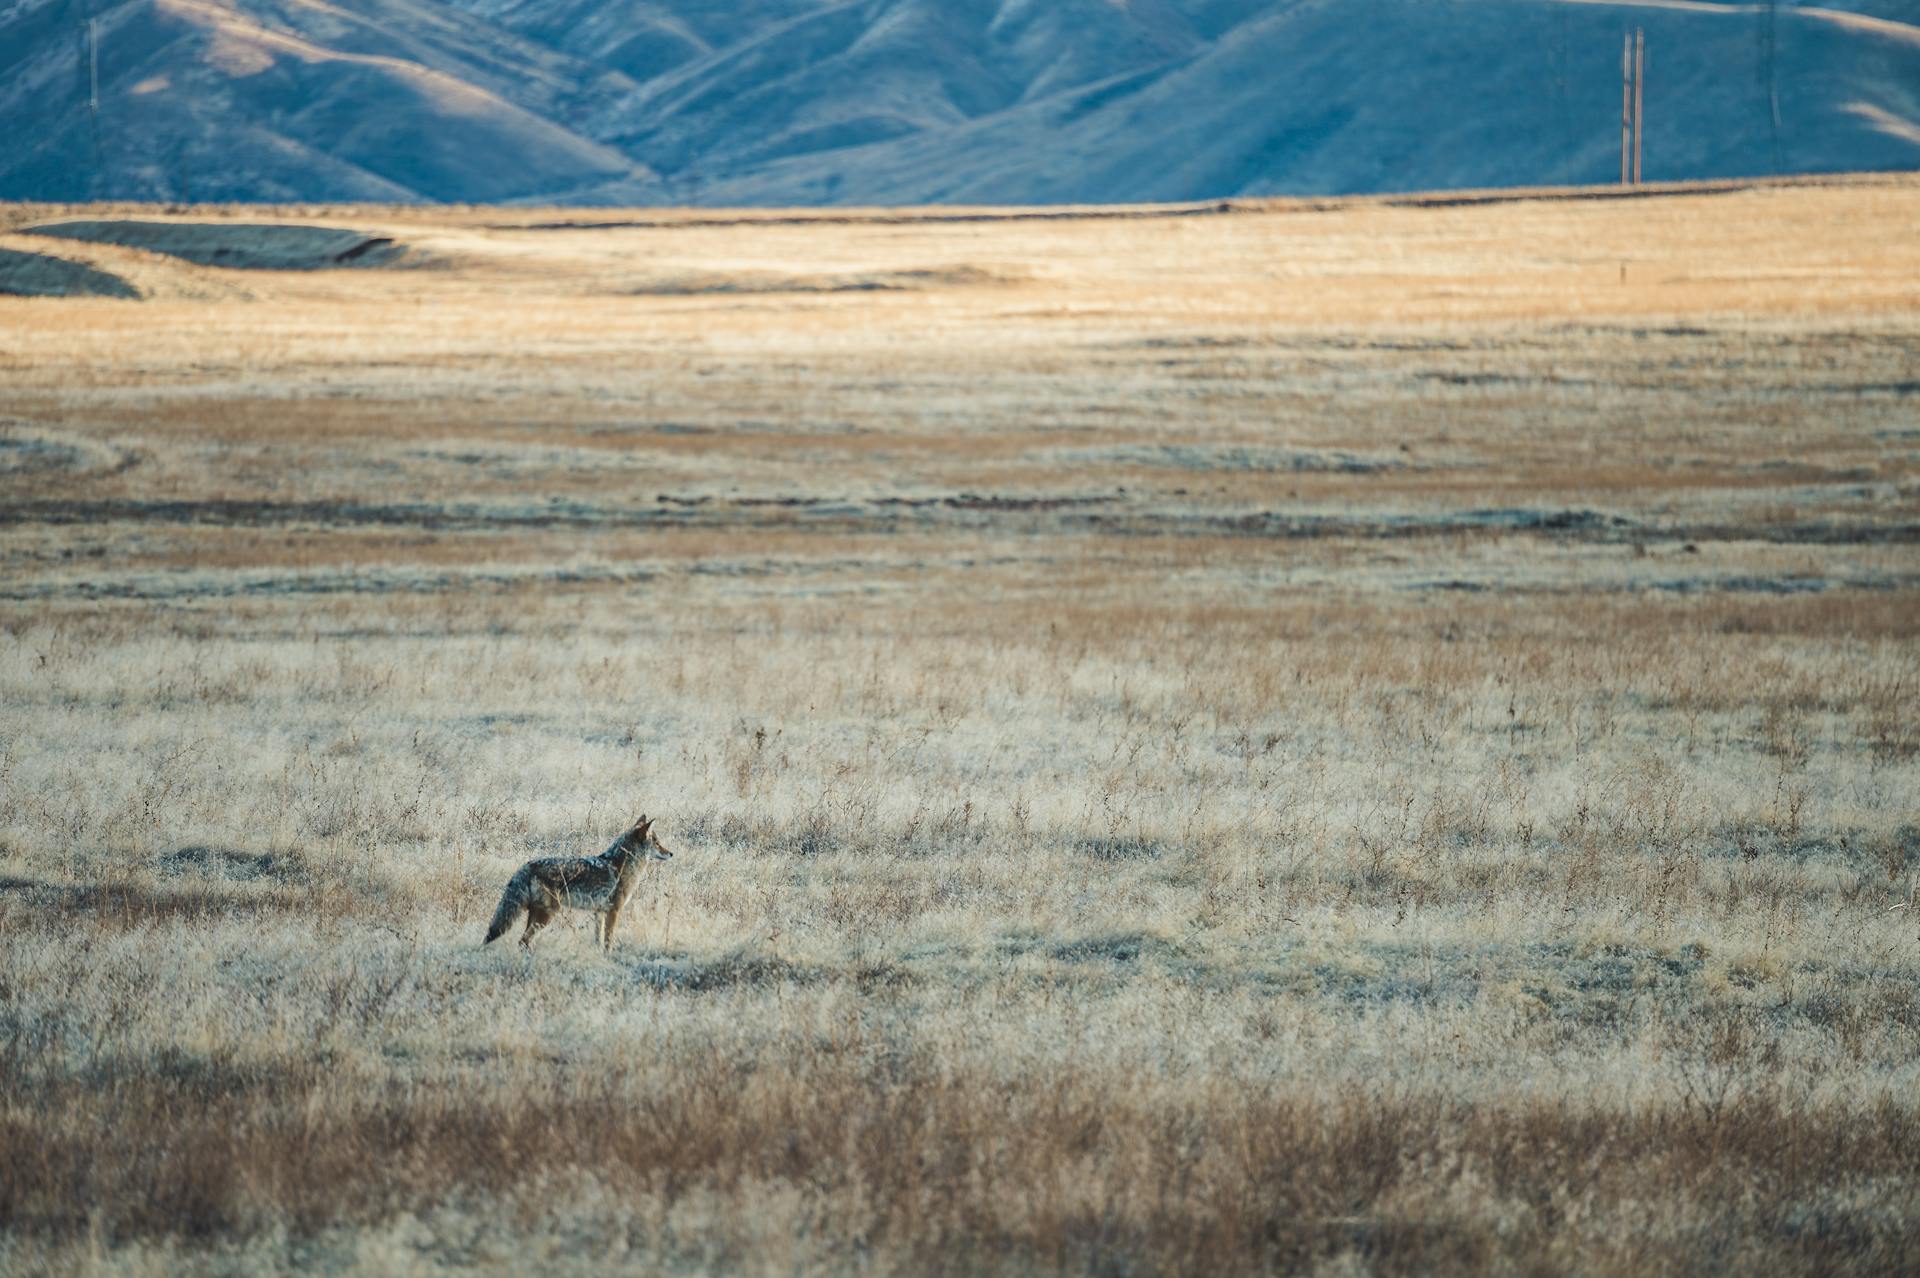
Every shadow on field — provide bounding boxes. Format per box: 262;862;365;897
0;846;317;928
0;875;302;926
491;932;1188;994
157;844;308;883
626;950;825;991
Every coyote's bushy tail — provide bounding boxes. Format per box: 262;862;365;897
483;865;533;945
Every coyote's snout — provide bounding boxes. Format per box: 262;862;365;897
483;813;673;953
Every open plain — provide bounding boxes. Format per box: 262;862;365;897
2;177;1919;1274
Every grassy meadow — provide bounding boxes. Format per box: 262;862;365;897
2;178;1919;1274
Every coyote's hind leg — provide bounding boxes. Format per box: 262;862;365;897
521;902;555;950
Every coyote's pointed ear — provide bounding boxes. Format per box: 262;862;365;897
633;813;650;833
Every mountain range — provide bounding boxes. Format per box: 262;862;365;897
3;0;1917;204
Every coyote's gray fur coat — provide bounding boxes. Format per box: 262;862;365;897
483;814;673;953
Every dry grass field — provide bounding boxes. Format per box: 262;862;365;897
2;176;1919;1275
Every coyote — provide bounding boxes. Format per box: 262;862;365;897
483;814;673;953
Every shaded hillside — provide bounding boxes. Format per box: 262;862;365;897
0;0;646;201
2;0;1916;203
667;0;1920;206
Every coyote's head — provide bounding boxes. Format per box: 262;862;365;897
616;814;674;864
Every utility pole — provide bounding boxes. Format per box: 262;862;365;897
1621;32;1632;185
1633;28;1645;184
1620;28;1645;185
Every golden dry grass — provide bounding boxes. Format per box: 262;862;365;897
2;178;1918;1275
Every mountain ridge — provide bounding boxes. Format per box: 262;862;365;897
4;0;1917;204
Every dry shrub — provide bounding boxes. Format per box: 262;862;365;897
6;1045;1917;1276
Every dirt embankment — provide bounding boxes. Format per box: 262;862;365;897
21;220;403;270
0;247;140;298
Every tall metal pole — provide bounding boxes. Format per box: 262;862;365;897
1621;32;1633;185
1633;29;1645;185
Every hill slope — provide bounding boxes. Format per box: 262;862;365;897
3;0;1916;204
0;0;647;201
